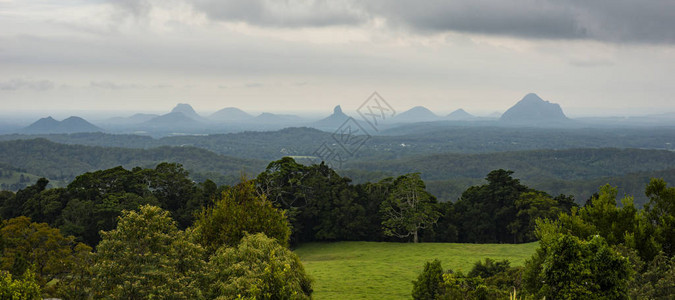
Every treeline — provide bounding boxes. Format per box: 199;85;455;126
0;158;574;248
412;180;675;299
255;158;576;244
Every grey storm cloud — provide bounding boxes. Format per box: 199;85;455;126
0;78;55;91
370;0;675;44
184;0;675;44
191;0;368;27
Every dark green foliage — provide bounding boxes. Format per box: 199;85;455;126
467;258;510;279
193;178;291;254
508;191;565;243
422;201;458;243
412;259;444;300
256;157;379;244
453;169;571;243
454;170;529;243
1;178;48;220
441;273;506;300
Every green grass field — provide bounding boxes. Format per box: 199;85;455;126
295;241;538;299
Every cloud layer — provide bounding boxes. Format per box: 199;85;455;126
0;78;55;91
180;0;675;44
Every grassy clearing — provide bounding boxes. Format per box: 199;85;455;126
295;241;538;300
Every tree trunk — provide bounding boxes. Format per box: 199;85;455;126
413;230;418;243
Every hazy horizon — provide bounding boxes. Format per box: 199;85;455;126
2;1;675;119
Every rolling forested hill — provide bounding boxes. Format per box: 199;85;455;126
1;126;674;161
0;139;267;186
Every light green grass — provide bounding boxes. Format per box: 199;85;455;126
295;241;538;300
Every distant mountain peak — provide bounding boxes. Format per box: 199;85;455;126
392;106;439;123
500;93;568;123
170;103;202;121
521;93;547;104
21;116;101;134
311;105;350;129
210;107;253;122
447;108;475;120
62;116;86;121
171;103;195;113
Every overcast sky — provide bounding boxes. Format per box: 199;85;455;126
1;0;675;119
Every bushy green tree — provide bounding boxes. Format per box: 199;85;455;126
412;259;444;300
91;205;206;299
545;184;660;261
523;233;631;299
206;233;312;299
193;178;291;254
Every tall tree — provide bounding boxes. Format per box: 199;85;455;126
380;173;440;243
455;169;532;243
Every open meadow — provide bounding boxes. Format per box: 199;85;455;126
295;241;539;299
